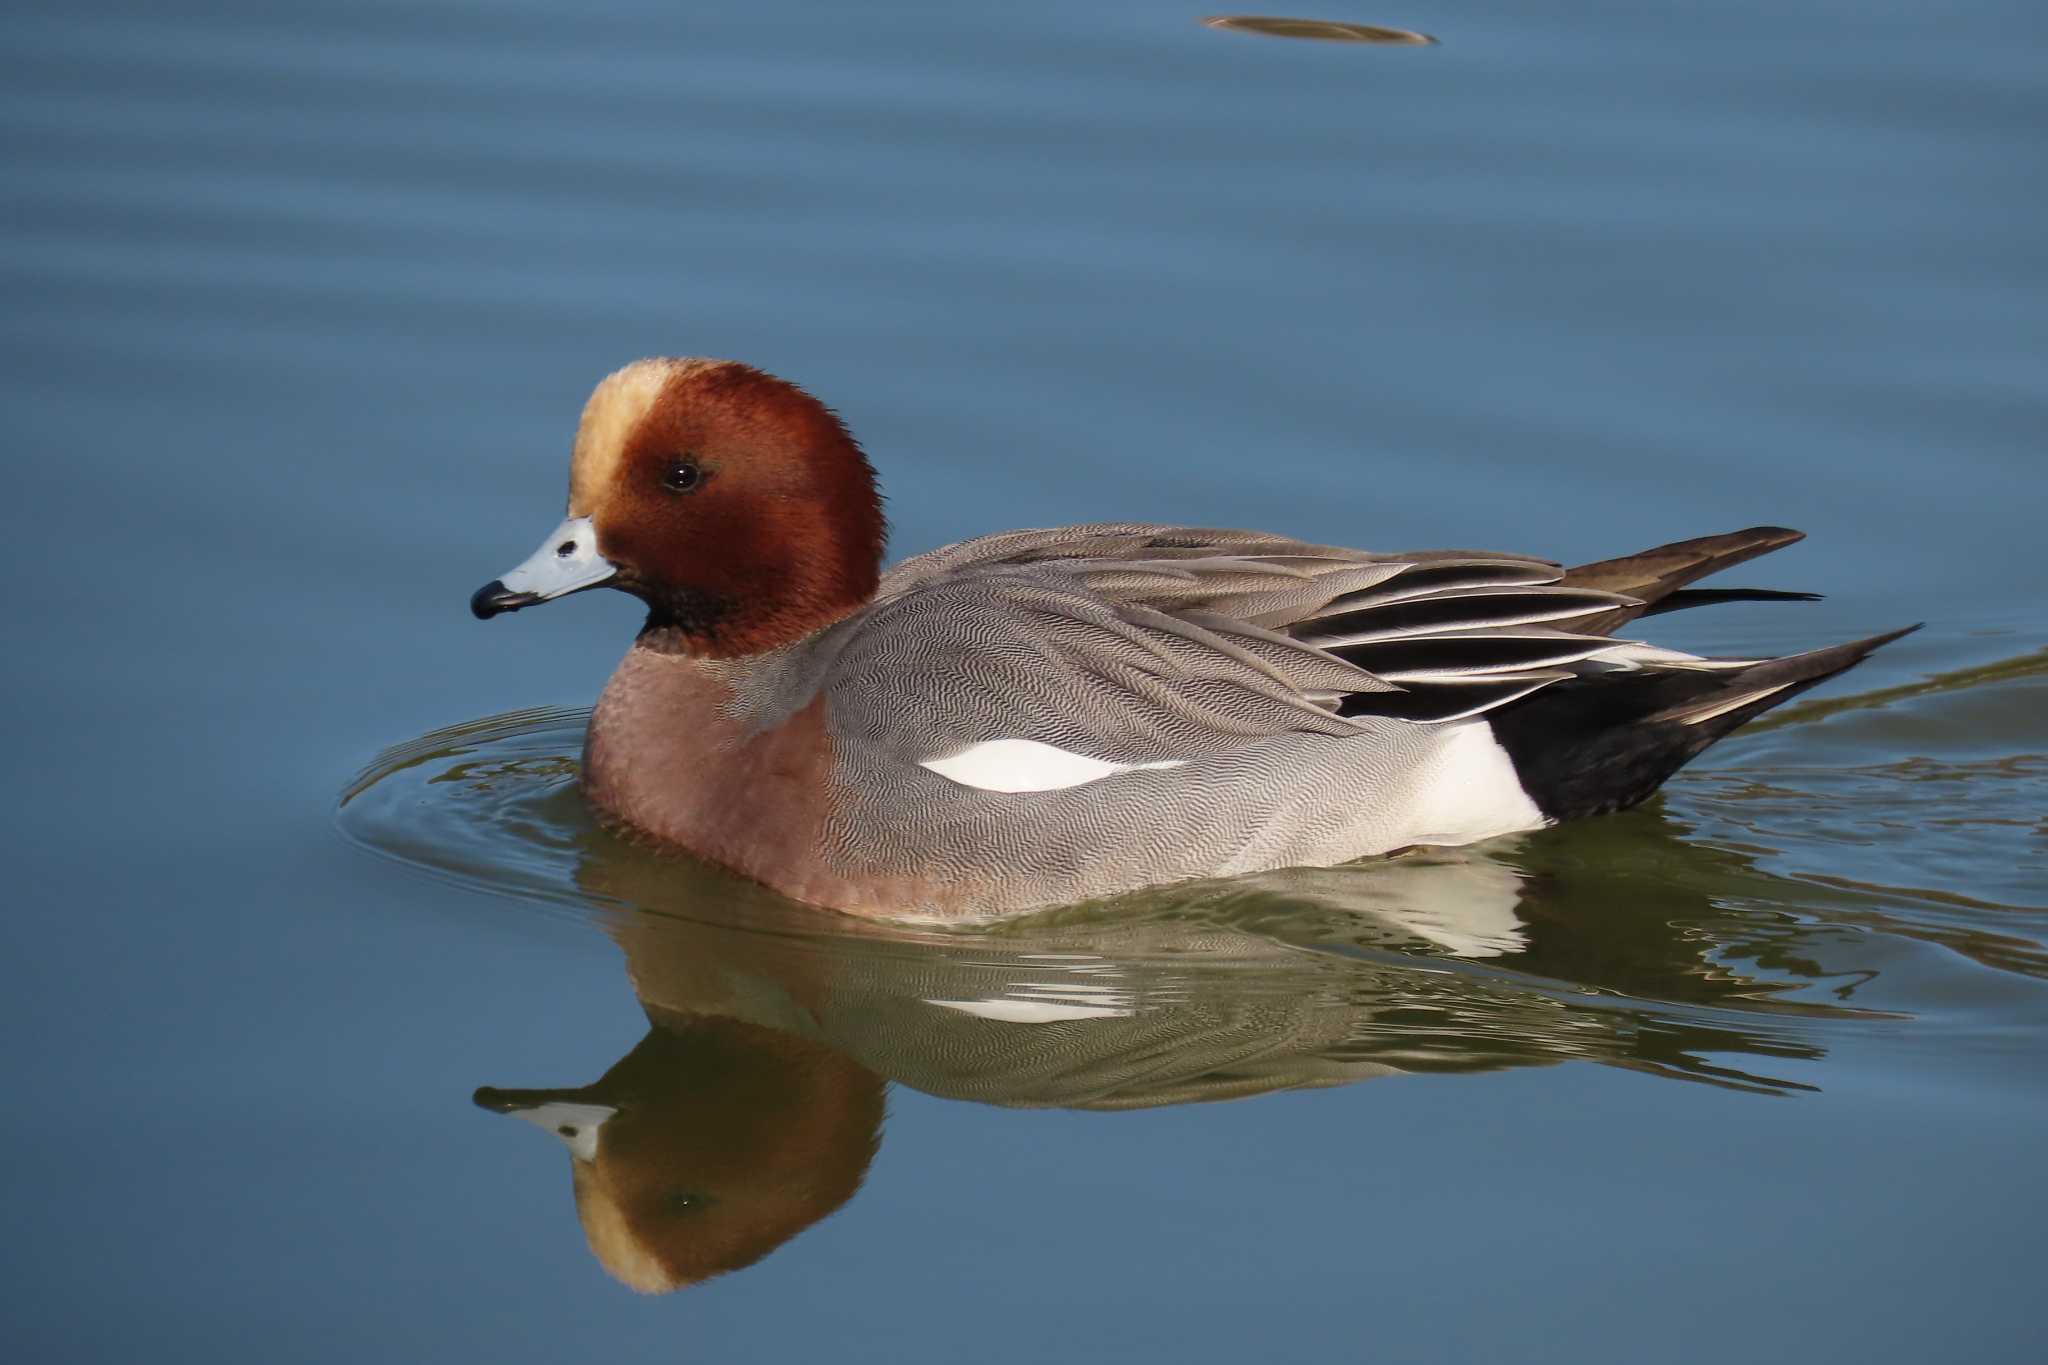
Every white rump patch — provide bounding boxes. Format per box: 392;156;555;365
919;738;1186;793
1400;721;1547;846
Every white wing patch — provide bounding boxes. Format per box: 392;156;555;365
919;738;1187;793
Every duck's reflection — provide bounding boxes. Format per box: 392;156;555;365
472;813;1875;1290
339;663;2043;1292
476;1019;882;1292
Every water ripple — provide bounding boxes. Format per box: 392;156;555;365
338;656;2048;1102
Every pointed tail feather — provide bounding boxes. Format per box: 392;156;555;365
1647;625;1922;729
1488;625;1920;821
1559;526;1810;636
1641;587;1824;617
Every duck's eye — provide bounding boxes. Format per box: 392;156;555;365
660;458;703;495
665;1190;714;1214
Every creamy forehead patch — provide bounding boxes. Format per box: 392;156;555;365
567;358;724;514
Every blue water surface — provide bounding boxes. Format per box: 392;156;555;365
4;1;2045;1361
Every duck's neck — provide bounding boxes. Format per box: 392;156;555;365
581;638;838;875
634;586;868;659
631;510;878;655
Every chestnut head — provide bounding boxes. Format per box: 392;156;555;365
473;359;886;656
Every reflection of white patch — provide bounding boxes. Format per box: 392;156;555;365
1355;859;1528;957
919;739;1185;793
926;980;1136;1023
502;1101;616;1163
1246;857;1530;958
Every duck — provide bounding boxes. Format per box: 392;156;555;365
470;357;1913;920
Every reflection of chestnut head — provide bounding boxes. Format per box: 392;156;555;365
476;1017;885;1292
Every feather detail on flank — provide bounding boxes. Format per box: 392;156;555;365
919;738;1188;793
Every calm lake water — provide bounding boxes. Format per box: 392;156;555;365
6;1;2045;1360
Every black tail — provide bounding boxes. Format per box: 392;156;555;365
1487;626;1920;821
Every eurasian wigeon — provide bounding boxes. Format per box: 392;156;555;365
470;358;1913;919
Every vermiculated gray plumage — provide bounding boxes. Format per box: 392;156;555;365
690;522;1906;917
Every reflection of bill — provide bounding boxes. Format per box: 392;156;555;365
472;824;1851;1291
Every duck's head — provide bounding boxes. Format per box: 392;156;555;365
472;359;886;655
475;1020;885;1293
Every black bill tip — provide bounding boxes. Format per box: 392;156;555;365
473;1085;579;1113
470;579;539;620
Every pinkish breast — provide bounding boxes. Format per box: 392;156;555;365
581;644;998;919
582;647;836;884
